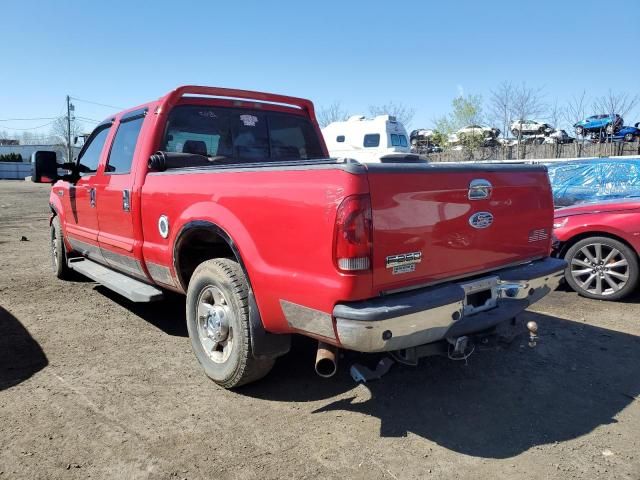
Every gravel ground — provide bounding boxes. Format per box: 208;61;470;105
1;180;639;480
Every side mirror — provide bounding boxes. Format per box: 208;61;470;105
31;151;59;183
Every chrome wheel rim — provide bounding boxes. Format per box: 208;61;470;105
196;286;234;363
570;243;629;296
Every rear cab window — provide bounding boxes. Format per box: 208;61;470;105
161;105;325;167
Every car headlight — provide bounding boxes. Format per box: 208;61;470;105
553;217;568;229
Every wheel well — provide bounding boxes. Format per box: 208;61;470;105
174;227;235;290
559;231;638;259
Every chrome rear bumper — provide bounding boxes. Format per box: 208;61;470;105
333;257;566;353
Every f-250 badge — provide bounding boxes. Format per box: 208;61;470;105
386;251;422;274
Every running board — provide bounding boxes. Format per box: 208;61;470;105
68;257;164;302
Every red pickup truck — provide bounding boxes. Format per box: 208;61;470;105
33;86;565;388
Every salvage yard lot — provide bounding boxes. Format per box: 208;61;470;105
1;180;639;480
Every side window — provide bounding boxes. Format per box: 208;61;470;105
77;125;111;174
105;117;144;174
336;135;345;143
399;135;408;147
364;134;380;148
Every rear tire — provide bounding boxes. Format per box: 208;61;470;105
564;236;639;301
186;258;274;388
50;216;72;280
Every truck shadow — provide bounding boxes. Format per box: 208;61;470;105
243;312;640;459
94;286;188;337
0;306;48;391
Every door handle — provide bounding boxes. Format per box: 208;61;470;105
89;188;96;208
122;189;130;212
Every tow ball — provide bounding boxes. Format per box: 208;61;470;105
526;321;539;347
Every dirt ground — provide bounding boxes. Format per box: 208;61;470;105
1;180;639;480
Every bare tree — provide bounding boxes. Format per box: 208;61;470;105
316;101;348;128
548;99;563;130
592;90;639;120
563;91;588;156
489;81;514;139
510;84;547;156
368;101;415;128
563;91;588;129
50;116;83;161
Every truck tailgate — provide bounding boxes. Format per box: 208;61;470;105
365;163;554;293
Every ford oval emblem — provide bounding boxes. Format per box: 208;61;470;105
469;211;494;229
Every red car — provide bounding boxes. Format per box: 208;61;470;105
553;199;640;300
32;85;564;387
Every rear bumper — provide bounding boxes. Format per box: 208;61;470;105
333;257;566;352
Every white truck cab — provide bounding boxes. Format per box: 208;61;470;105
322;115;410;163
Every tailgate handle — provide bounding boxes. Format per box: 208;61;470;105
468;179;492;200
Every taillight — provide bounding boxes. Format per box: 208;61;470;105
334;194;372;272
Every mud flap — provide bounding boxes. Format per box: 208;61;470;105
248;290;291;360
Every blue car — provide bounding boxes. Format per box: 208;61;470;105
612;123;640;142
574;114;623;136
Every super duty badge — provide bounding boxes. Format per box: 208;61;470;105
386;251;422;274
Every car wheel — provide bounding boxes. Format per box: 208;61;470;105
575;126;584;136
624;133;633;142
564;236;639;301
186;258;275;388
50;216;72;279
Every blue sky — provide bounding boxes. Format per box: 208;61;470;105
1;0;638;135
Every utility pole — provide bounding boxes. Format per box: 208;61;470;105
66;95;74;162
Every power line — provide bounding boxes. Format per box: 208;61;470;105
75;116;101;123
70;96;124;110
0;117;58;122
0;120;57;131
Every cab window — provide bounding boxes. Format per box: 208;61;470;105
161;105;324;166
77;124;111;174
105;116;144;174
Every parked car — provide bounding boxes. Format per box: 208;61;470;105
574;114;623;136
456;125;500;139
522;135;547;145
322;114;410;163
549;158;640;300
31;85;565;388
410;129;434;145
553;199;640;300
612;124;640;142
544;129;575;144
511;120;552;137
409;129;442;154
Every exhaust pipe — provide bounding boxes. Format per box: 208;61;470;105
315;341;338;378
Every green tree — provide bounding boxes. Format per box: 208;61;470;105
434;94;485;158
